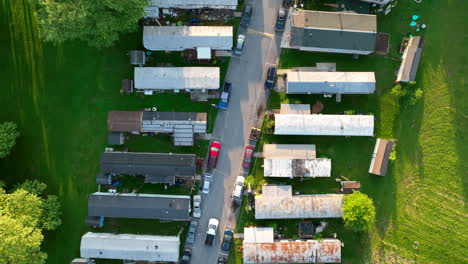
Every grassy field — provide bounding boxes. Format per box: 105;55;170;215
231;1;467;264
0;0;218;263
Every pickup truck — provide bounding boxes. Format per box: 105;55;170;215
217;82;232;110
248;127;261;147
205;218;219;246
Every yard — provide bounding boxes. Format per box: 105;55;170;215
0;0;221;263
231;1;467;264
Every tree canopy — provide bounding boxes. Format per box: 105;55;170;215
35;0;149;48
0;122;20;158
342;191;376;232
0;180;62;264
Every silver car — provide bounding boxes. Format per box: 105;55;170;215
186;221;198;244
202;173;213;194
193;195;201;218
234;35;246;56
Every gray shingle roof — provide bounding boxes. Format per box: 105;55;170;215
99;152;196;184
88;192;190;221
291;27;376;53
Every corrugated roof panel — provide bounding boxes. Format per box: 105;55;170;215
264;159;331;177
286;72;376;94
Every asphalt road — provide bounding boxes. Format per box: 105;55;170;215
189;1;283;263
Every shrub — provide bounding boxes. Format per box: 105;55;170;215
410;88;424;105
342;191;376;232
391;84;407;97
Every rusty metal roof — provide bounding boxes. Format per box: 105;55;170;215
255;185;344;219
243;238;341;263
368;138;394;176
108;111;143;132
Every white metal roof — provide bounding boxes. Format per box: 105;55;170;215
243;227;274;243
255;185;344;219
80;232;180;262
263;144;316;159
280;104;311;114
274;114;374;136
286;72;376;94
149;0;238;9
143;26;233;51
243;238;342;263
197;47;211;59
264;158;331;178
134;67;220;90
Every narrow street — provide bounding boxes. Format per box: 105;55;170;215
189;1;283;263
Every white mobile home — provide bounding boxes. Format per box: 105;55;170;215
134;67;219;92
143;26;233;51
147;0;237;10
286;72;376;94
274;114;374;136
80;232;180;262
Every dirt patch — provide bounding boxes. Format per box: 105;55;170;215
312;101;324;113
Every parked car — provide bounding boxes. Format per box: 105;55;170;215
248;127;261;146
217;82;232;110
218;257;227;264
205;218;219;246
202;173;213;194
180;249;191;264
234;34;246;56
242;145;254;169
221;229;234;251
186;221;198;244
264;66;277;89
193;195;201;218
207;141;221;169
240;5;253;27
275;7;286;31
232;176;245;205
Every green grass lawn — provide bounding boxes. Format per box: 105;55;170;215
0;0;217;263
232;1;467;264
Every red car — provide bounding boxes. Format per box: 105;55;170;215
207;141;221;169
242;145;254;169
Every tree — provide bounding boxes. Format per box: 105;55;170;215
342;191;376;232
14;180;47;195
41;195;62;231
0;122;20;158
35;0;149;48
0;181;62;263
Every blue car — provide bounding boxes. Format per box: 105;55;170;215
217;82;232;110
264;66;277;89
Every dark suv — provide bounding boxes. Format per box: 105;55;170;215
264;66;277;89
240;5;253;27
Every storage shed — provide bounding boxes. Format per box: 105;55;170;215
243;227;341;263
396;36;424;82
255;185;344;219
369;138;394;176
147;0;238;10
274;114;374;136
286;72;376;94
143;26;233;51
282;9;378;55
340;181;361;194
129;50;145;66
134;67;220;92
80;232;180;262
87;192;191;221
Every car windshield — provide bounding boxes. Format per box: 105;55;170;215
211;146;219;152
246;148;253;153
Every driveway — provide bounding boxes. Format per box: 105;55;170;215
189;1;283;263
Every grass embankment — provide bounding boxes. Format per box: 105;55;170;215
0;1;220;263
231;1;467;264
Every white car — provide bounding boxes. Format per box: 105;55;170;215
202;173;213;194
193;195;202;218
232;176;245;204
